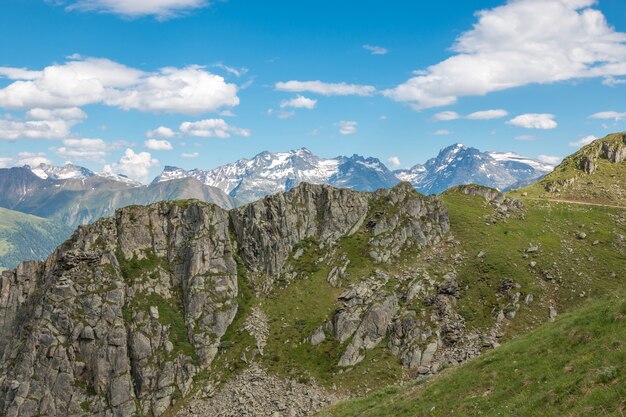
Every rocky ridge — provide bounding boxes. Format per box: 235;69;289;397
0;182;459;417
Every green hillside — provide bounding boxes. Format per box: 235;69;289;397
512;132;626;206
0;207;72;270
317;295;626;417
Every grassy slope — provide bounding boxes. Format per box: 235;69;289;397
511;132;626;206
440;191;626;336
317;296;626;417
0;207;72;270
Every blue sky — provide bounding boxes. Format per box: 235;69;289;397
1;0;626;181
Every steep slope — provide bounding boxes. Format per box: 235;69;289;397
515;132;626;205
152;148;400;204
317;296;626;417
0;166;235;227
395;144;553;194
0;207;72;270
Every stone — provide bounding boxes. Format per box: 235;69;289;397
549;307;558;322
308;327;326;346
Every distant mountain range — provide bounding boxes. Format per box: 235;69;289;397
152;144;554;203
0;144;554;236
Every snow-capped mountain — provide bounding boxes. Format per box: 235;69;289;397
28;163;142;186
29;163;95;181
153;148;400;203
394;144;554;194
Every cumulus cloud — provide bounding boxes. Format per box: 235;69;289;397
0;104;89;141
54;138;108;162
432;111;460;121
0;118;73;140
338;120;358;135
0;152;52;168
104;148;158;182
433;109;508;121
363;45;388;55
384;0;626;110
178;119;250;138
144;139;173;150
147;119;250;139
568;134;597;148
280;95;317;109
0;57;239;115
26;107;87;121
537;155;562;166
59;0;210;20
589;111;626;121
387;156;401;167
275;81;376;96
146;126;177;139
466;109;508;120
507;113;557;129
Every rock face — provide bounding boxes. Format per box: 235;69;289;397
578;133;626;174
0;182;450;417
0;201;239;417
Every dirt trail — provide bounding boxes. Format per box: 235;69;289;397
524;197;625;209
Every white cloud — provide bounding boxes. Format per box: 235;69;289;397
602;76;626;87
433;109;508;121
146;126;177;138
0;57;239;115
363;44;388;55
60;0;210;20
54;138;108;162
515;134;536;141
537;155;562;166
338;120;358;135
214;63;249;78
0;118;73;140
144;139;173;151
181;152;199;158
280;95;317;109
432;111;460;121
507;113;557;129
104;148;158;182
26;107;87;121
0;152;52;168
568;134;597;147
387;156;401;167
179;118;251;138
275;81;376;96
433;129;451;136
384;0;626;110
277;110;295;119
466;109;508;120
589;111;626;121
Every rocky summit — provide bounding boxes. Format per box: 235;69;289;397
0;182;453;417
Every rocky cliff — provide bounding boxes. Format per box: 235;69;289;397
0;183;519;416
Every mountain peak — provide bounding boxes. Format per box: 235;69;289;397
29;163;95;180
